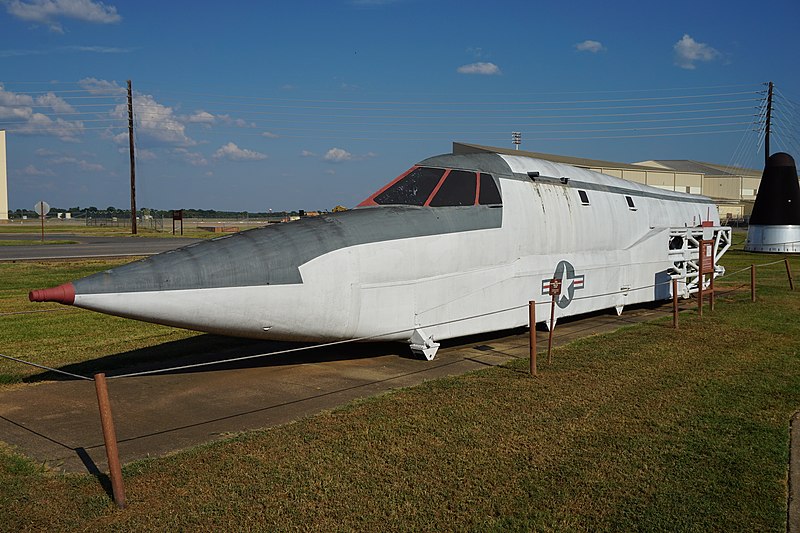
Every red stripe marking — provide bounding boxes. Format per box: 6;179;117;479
423;169;451;207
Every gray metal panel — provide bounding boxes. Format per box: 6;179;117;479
524;173;715;205
73;205;503;295
417;152;514;177
452;142;669;171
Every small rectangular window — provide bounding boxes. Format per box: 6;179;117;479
625;195;636;210
478;173;502;205
429;170;477;207
578;190;590;205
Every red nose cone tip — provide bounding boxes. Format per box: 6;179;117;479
29;283;75;305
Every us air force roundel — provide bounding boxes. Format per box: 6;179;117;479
541;260;585;309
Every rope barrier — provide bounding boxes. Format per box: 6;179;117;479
0;353;92;381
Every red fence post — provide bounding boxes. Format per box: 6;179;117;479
672;279;679;329
529;301;537;376
547;296;556;364
751;264;756;303
786;258;795;291
94;373;126;509
697;242;704;318
710;268;716;311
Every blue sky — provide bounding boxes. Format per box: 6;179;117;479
1;0;799;212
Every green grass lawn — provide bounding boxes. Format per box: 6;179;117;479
0;247;798;530
0;259;198;385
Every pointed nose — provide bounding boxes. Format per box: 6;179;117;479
28;283;75;305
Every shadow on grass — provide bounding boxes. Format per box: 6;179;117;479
75;447;113;501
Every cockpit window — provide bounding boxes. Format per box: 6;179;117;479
479;173;502;205
359;165;503;207
429;170;477;207
372;167;444;206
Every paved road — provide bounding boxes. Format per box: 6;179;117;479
0;302;674;473
0;233;201;261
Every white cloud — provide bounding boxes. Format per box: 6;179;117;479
65;45;131;53
457;62;501;75
261;131;279;139
300;150;316;157
138;149;156;160
324;169;336;175
181;110;254;128
173;148;208;166
324;147;352;162
213;142;267;161
185;110;215;124
0;45;132;57
20;164;55;176
35;91;75;113
673;34;720;70
109;91;194;146
130;148;156;160
52;156;105;171
216;114;255;128
575;40;605;53
5;0;121;32
0;83;83;140
79;77;126;96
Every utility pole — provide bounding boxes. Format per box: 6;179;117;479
127;80;137;235
765;81;773;167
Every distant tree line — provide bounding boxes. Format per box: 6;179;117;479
10;207;329;219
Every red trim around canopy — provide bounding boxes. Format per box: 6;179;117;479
357;166;417;207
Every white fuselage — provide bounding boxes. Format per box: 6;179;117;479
73;155;719;345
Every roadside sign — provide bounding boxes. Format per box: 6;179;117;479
34;201;50;216
701;241;715;274
34;200;50;243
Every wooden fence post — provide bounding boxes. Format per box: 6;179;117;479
94;373;126;509
672;279;679;329
529;301;537;376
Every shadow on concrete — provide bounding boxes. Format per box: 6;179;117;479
22;300;675;384
23;335;402;383
0;414;112;498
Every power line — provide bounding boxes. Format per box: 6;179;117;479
141;96;760;114
132;110;756;127
139;89;760;107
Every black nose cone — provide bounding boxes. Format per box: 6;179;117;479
749;152;800;226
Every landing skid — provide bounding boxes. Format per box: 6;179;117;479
408;328;440;360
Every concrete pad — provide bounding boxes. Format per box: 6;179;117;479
0;301;678;473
